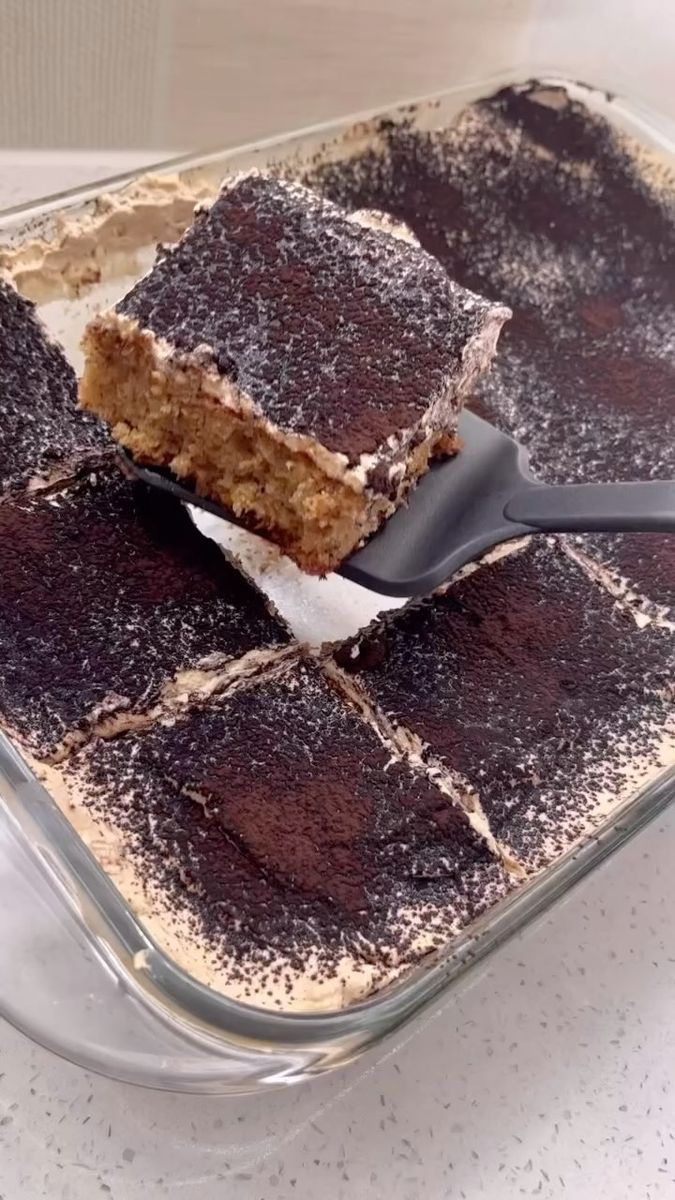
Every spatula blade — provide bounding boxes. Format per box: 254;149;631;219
340;411;535;595
120;412;535;597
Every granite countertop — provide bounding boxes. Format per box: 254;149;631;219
0;157;674;1200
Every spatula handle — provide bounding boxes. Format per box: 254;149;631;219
504;480;675;533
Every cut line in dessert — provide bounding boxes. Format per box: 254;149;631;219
324;656;525;879
39;642;301;765
558;534;674;631
38;656;514;1012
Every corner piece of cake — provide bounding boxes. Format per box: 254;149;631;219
80;171;510;574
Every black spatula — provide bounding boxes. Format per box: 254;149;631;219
121;410;675;597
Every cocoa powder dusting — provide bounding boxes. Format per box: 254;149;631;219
338;540;672;870
0;463;289;756
0;279;107;493
307;81;675;610
72;662;509;998
117;172;502;463
2;80;673;1009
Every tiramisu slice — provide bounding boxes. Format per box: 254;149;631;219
570;532;675;625
0;465;291;761
54;660;511;1011
0;279;105;495
80;172;510;574
334;539;673;872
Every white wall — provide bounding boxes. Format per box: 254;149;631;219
0;0;533;149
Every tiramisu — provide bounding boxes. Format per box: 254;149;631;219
310;81;675;613
334;539;674;872
0;465;291;761
0;81;672;1018
0;279;106;495
79;171;510;574
51;659;511;1010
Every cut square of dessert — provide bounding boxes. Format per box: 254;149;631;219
0;464;292;761
0;278;106;495
80;171;510;574
50;659;511;1011
567;532;675;626
308;83;675;613
333;539;674;873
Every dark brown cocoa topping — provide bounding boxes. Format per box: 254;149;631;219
581;531;675;617
0;464;289;756
75;662;506;980
335;633;389;673
338;541;671;867
117;173;494;463
307;81;675;603
0;280;106;493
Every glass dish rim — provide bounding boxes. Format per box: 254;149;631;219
0;68;673;1054
2;730;674;1047
1;67;674;227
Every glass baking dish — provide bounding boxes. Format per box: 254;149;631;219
0;65;673;1094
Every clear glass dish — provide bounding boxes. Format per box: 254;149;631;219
0;68;673;1094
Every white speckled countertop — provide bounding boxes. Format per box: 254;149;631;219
1;157;674;1200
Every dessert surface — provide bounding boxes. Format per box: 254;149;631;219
49;659;510;1010
102;171;505;461
0;81;672;1015
0;279;105;494
0;465;290;760
309;81;675;616
79;171;509;573
334;538;674;873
